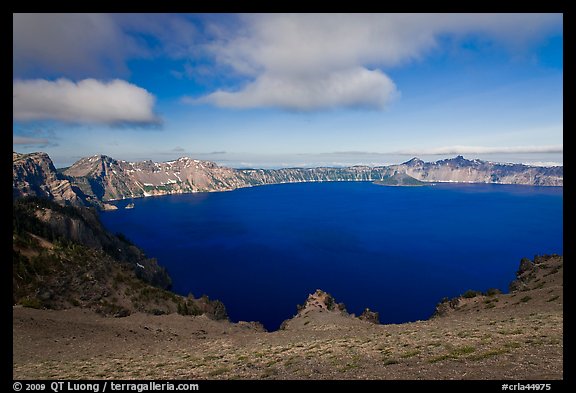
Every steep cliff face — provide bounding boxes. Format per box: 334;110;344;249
395;155;563;186
13;197;172;289
241;156;562;187
237;165;397;185
13;152;85;205
62;155;253;201
14;152;563;208
13;197;228;319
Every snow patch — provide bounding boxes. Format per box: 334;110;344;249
522;161;563;167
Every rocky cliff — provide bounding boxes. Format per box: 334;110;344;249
13;152;85;205
432;254;562;318
279;289;381;331
395;155;563;186
13;197;227;319
14;152;563;209
61;155;251;201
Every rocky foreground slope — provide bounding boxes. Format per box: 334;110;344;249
13;253;562;379
13;152;563;209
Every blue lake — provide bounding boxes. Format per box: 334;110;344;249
100;182;563;331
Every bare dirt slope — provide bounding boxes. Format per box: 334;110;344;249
13;255;562;380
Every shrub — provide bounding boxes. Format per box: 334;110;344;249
462;290;480;299
177;301;188;315
116;232;133;245
520;296;532;303
186;301;202;316
20;297;43;309
484;288;502;296
325;296;335;311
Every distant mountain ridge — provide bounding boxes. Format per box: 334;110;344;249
399;155;562;186
13;152;563;208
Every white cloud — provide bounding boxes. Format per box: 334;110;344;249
13;136;50;145
13;78;159;125
192;67;397;111
218;13;561;73
13;13;201;78
396;145;563;155
13;13;562;113
193;13;561;111
13;13;143;78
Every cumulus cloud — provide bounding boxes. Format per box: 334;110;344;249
396;145;563;155
212;13;561;74
13;78;159;125
192;13;561;111
13;13;562;112
192;67;397;111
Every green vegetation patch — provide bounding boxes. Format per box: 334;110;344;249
468;348;508;361
20;297;43;309
520;296;532;303
429;346;476;363
484;288;502;296
462;290;480;299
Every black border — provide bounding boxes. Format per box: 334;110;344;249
9;7;572;389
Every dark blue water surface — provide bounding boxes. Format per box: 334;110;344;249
100;182;563;331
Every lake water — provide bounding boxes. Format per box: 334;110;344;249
100;182;563;331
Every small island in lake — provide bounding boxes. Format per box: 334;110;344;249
373;171;428;186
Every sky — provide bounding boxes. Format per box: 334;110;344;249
13;13;563;168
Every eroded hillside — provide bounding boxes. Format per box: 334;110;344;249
13;197;226;319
